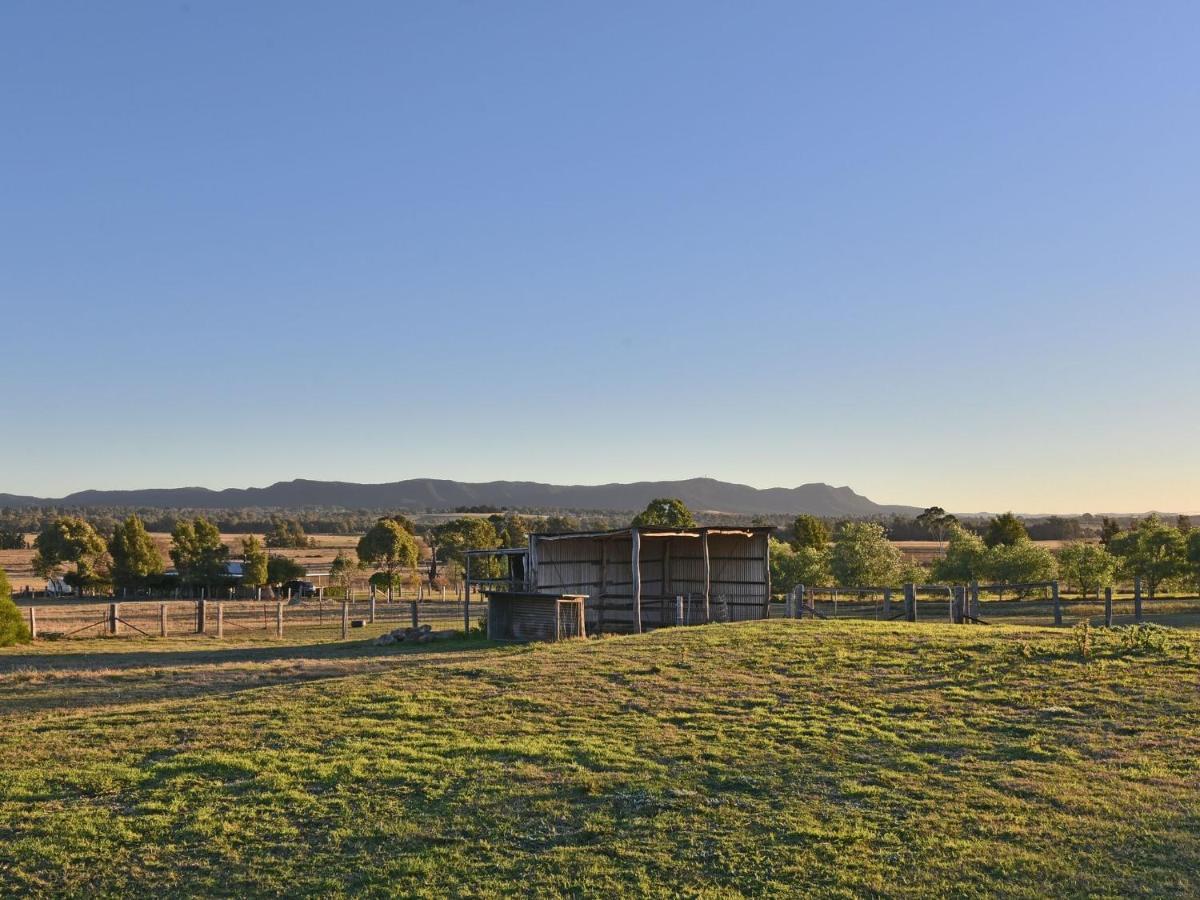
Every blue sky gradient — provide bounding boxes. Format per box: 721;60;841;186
2;2;1197;512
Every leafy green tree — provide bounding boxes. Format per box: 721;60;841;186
240;536;268;588
931;525;989;583
33;517;108;593
916;506;958;541
432;518;502;580
1056;542;1116;597
1098;517;1121;546
169;517;229;586
631;498;696;528
265;518;312;549
789;515;830;551
986;540;1057;591
984;512;1028;549
829;522;903;587
330;551;359;598
489;513;530;549
1177;514;1193;534
769;537;832;592
1109;515;1189;600
267;555;305;586
0;528;26;550
1187;531;1200;596
357;518;420;589
0;567;31;646
108;515;163;590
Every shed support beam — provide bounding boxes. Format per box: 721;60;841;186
701;529;711;623
631;529;643;634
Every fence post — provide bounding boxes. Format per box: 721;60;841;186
675;594;684;626
410;600;419;629
1104;587;1113;627
160;603;167;637
1134;577;1143;623
196;599;206;634
276;602;284;638
341;601;349;639
464;587;471;633
970;581;980;619
28;607;37;639
952;586;965;624
216;603;224;638
109;603;119;635
1052;581;1062;626
882;588;892;617
796;585;805;619
369;592;377;624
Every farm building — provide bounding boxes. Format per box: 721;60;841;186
468;526;773;634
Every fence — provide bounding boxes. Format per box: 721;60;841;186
17;597;489;642
778;580;1200;629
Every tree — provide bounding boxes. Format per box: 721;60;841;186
330;551;359;598
265;518;312;549
984;512;1028;549
490;513;529;549
267;555;305;586
916;506;958;541
357;518;420;590
631;498;696;528
829;522;903;587
790;515;830;551
1187;531;1200;596
108;515;163;591
432;518;502;580
33;517;108;594
1056;542;1116;598
1109;515;1189;600
169;517;229;587
769;538;833;593
240;536;268;589
985;540;1057;592
931;525;989;583
0;567;31;647
1098;517;1121;547
0;528;26;550
1177;514;1193;534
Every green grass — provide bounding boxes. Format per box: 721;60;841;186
1;620;1198;897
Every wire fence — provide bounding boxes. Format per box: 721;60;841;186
17;598;489;642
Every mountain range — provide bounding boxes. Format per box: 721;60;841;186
0;477;920;518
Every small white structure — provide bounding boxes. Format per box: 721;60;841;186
45;577;74;596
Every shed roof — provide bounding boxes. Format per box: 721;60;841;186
531;525;773;541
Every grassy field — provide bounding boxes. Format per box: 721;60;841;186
1;620;1198;896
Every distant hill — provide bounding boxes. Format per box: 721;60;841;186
0;477;920;518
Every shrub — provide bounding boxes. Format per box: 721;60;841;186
0;568;32;647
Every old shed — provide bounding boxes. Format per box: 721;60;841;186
527;526;773;634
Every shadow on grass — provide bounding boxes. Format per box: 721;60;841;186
0;636;517;715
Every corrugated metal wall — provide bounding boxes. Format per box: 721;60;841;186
531;531;769;631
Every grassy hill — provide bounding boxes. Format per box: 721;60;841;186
1;621;1197;896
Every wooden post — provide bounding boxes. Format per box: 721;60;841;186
108;603;119;635
596;540;607;635
369;592;377;624
276;602;284;638
700;529;711;624
675;594;684;626
904;583;917;622
796;584;806;619
410;600;419;629
970;581;980;619
1134;577;1143;623
159;603;167;637
196;598;206;633
1052;581;1062;626
388;584;394;605
463;554;471;633
27;607;36;639
216;603;224;638
631;528;643;634
882;588;892;617
341;601;349;639
1104;587;1113;627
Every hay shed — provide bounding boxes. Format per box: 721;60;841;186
485;591;587;642
528;526;773;634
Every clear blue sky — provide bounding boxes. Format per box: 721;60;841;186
3;2;1198;513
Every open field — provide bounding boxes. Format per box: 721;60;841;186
1;620;1198;896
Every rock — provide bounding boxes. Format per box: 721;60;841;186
373;633;396;646
431;630;457;641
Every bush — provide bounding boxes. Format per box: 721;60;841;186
0;568;31;647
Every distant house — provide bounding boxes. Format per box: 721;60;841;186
45;577;73;596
